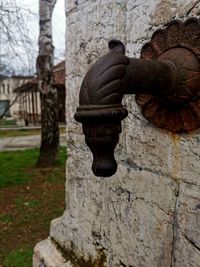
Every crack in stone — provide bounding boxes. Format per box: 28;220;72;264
186;0;200;16
170;184;180;267
66;6;77;17
181;232;200;252
181;179;200;188
110;186;168;214
108;201;130;263
121;159;168;178
119;260;133;267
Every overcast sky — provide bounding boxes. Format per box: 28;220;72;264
19;0;66;55
1;0;65;76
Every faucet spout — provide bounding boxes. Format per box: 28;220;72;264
74;40;129;177
74;39;175;177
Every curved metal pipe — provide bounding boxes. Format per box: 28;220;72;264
74;40;175;177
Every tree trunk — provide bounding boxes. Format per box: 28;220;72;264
36;0;59;167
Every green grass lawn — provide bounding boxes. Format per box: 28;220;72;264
0;119;18;127
0;147;66;267
0;147;66;188
0;127;65;138
3;248;33;267
0;129;41;138
0;149;39;188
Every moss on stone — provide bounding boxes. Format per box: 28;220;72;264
51;238;106;267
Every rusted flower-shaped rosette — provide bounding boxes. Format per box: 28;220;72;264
136;18;200;133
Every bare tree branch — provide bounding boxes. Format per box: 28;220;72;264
0;0;37;76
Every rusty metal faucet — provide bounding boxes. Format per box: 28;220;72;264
75;18;200;177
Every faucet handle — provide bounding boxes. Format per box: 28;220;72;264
108;39;125;54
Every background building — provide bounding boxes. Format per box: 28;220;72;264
1;61;66;125
0;76;33;119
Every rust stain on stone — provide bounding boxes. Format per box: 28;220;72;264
151;0;176;26
170;133;181;181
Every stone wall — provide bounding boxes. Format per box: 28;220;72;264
33;1;200;266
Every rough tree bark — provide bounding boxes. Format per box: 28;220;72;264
36;0;59;167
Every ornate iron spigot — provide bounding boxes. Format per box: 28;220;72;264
75;18;200;177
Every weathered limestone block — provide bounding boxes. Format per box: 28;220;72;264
33;0;200;266
172;183;200;267
33;238;73;267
